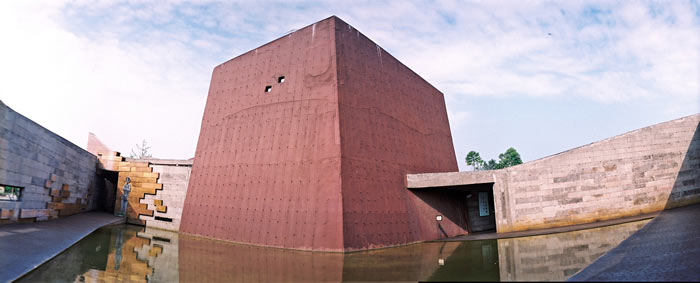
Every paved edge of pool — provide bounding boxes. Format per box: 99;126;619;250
437;211;659;242
568;203;700;281
1;212;124;283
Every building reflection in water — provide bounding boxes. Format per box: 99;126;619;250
497;219;650;281
19;219;650;282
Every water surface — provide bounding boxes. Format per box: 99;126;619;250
20;219;650;282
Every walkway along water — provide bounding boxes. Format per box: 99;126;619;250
0;212;123;282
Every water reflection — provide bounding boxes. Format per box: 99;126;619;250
20;219;650;282
497;220;649;281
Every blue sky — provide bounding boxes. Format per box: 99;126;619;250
1;0;698;171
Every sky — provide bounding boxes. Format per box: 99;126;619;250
1;0;698;171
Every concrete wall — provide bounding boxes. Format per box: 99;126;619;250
496;113;700;233
89;135;191;228
0;100;98;222
182;16;460;251
334;16;461;250
137;159;192;231
180;16;345;251
408;113;700;234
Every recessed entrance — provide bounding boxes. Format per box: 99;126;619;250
94;169;118;213
462;184;496;233
409;182;497;235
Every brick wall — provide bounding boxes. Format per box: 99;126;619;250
0;100;98;222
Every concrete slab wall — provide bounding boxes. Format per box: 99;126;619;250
138;160;192;231
182;16;461;251
334;16;461;250
409;114;700;234
496;113;700;233
0;100;98;222
180;16;345;251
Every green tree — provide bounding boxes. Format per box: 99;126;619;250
465;151;484;170
497;147;523;168
483;159;498;170
465;147;523;170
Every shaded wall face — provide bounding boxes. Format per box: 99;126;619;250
496;114;700;233
180;17;345;251
668;122;700;208
333;19;460;250
0;101;98;222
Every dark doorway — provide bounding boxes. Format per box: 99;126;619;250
408;182;498;237
95;169;118;213
463;184;496;233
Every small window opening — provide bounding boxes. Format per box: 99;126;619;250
264;85;272;93
155;216;173;222
278;76;285;83
0;184;22;201
153;236;171;242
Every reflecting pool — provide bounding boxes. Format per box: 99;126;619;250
20;219;650;282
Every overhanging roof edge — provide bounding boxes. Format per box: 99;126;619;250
406;171;497;189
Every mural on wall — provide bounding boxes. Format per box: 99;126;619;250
88;133;190;230
95;150;164;225
87;133;173;226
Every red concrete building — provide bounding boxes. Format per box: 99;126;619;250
180;16;464;251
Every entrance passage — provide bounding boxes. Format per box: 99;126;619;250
461;183;496;233
94;169;118;213
408;182;497;235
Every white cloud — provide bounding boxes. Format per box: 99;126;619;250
0;1;212;158
0;0;698;165
376;1;700;106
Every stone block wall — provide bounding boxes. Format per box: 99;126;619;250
137;159;192;231
407;114;700;236
0;100;98;223
495;114;700;233
92;150;161;225
89;134;192;230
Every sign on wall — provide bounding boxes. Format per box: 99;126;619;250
478;192;489;216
